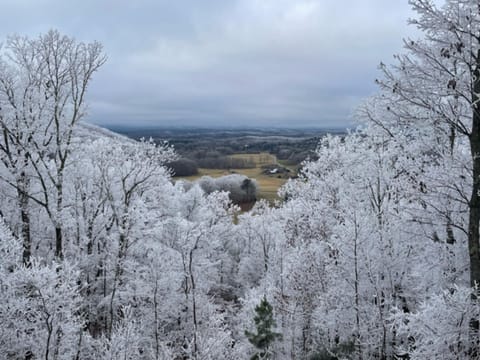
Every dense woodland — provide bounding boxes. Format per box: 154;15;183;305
2;1;480;359
117;128;327;173
116;127;328;163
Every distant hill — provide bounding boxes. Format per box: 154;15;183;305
75;122;135;143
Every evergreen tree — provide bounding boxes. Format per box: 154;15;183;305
245;296;282;360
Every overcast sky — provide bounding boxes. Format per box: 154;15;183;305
0;0;423;128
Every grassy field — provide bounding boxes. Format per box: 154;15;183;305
178;152;292;202
229;153;277;166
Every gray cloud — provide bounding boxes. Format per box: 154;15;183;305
0;0;422;128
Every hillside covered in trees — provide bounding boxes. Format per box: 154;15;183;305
113;127;338;173
2;1;480;359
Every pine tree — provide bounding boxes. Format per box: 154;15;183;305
245;296;282;360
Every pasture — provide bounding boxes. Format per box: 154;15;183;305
178;152;293;202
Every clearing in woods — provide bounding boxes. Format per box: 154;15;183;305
179;152;295;203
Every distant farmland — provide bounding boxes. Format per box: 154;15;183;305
178;152;293;203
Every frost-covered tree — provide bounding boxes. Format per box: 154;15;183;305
0;216;90;359
198;174;258;204
362;0;480;293
0;30;106;262
65;137;175;338
393;286;480;359
354;1;480;356
157;185;239;358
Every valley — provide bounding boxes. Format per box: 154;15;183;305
110;126;346;202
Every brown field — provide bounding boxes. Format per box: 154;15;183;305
177;152;292;202
229;152;277;166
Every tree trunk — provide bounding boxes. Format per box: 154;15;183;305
353;216;363;360
54;179;64;259
55;226;63;259
468;131;480;354
189;247;198;359
468;51;480;357
19;186;31;266
470;65;480;290
153;277;160;360
17;159;32;266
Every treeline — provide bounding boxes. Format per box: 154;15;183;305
181;144;316;168
167;148;309;178
166;158;199;176
181;174;258;204
196;156;255;170
167;151;257;177
125;130;324;171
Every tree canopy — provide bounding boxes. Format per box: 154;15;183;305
2;2;480;358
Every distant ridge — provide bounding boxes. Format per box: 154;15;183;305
75;122;136;143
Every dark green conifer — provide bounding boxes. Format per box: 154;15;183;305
245;296;282;359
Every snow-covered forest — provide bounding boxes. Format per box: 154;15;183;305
1;1;480;359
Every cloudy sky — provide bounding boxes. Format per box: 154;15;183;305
0;0;422;128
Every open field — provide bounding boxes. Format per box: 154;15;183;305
177;152;292;202
229;153;277;166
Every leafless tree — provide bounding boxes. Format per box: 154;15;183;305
0;30;106;261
